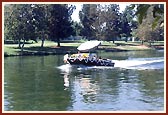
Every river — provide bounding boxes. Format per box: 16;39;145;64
3;50;165;111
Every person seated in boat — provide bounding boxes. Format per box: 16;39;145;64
88;54;96;62
97;56;102;62
93;55;96;60
77;51;84;61
82;53;88;58
70;54;75;58
64;54;69;63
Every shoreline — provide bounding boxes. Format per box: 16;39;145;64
4;45;164;57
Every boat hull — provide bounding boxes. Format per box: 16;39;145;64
67;58;115;67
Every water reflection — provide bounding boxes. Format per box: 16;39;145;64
59;64;72;90
63;73;70;88
75;74;100;103
4;56;72;111
60;64;164;111
61;67;100;103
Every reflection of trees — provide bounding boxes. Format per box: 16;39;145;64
97;69;120;100
77;76;100;103
69;69;121;105
4;56;71;111
137;69;164;99
136;69;164;110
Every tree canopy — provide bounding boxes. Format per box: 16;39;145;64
79;4;164;43
4;4;75;50
79;4;136;42
134;5;164;44
4;3;164;51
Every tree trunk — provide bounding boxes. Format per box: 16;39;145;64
57;38;60;47
125;37;128;42
21;38;25;55
41;31;45;48
149;40;152;47
141;40;144;45
18;39;21;48
41;38;45;48
149;42;151;47
113;40;115;44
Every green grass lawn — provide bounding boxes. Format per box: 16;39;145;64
4;40;81;56
4;40;164;56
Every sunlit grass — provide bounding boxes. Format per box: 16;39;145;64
4;46;20;56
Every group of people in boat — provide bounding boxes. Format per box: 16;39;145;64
64;52;114;66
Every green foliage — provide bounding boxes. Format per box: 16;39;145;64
152;16;161;30
135;4;151;24
79;4;98;40
119;5;137;41
5;5;39;46
49;4;75;46
131;4;164;29
79;4;123;42
135;5;164;44
72;21;83;36
4;4;76;49
4;3;164;51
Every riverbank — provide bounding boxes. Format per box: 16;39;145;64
4;40;164;57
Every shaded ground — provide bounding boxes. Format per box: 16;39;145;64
4;46;78;57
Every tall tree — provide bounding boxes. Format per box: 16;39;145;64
71;21;82;36
103;4;120;43
79;4;98;40
135;5;164;45
49;4;75;47
4;4;37;53
120;5;137;42
32;4;50;48
130;4;164;29
79;4;121;42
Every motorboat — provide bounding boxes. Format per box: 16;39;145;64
63;40;115;67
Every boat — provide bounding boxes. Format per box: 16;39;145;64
63;41;115;67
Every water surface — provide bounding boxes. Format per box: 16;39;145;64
4;50;165;111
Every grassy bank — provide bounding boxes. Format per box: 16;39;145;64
4;40;82;56
4;40;164;57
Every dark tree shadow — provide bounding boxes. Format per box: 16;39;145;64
14;46;78;56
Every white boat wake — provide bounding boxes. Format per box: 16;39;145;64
57;64;72;73
58;57;164;71
113;57;164;70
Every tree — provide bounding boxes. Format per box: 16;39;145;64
71;21;82;36
135;5;164;45
79;4;98;40
49;4;75;47
130;4;164;29
4;4;76;51
4;4;23;43
32;4;50;48
120;5;137;42
104;4;120;43
79;4;121;42
4;5;13;41
4;4;37;53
